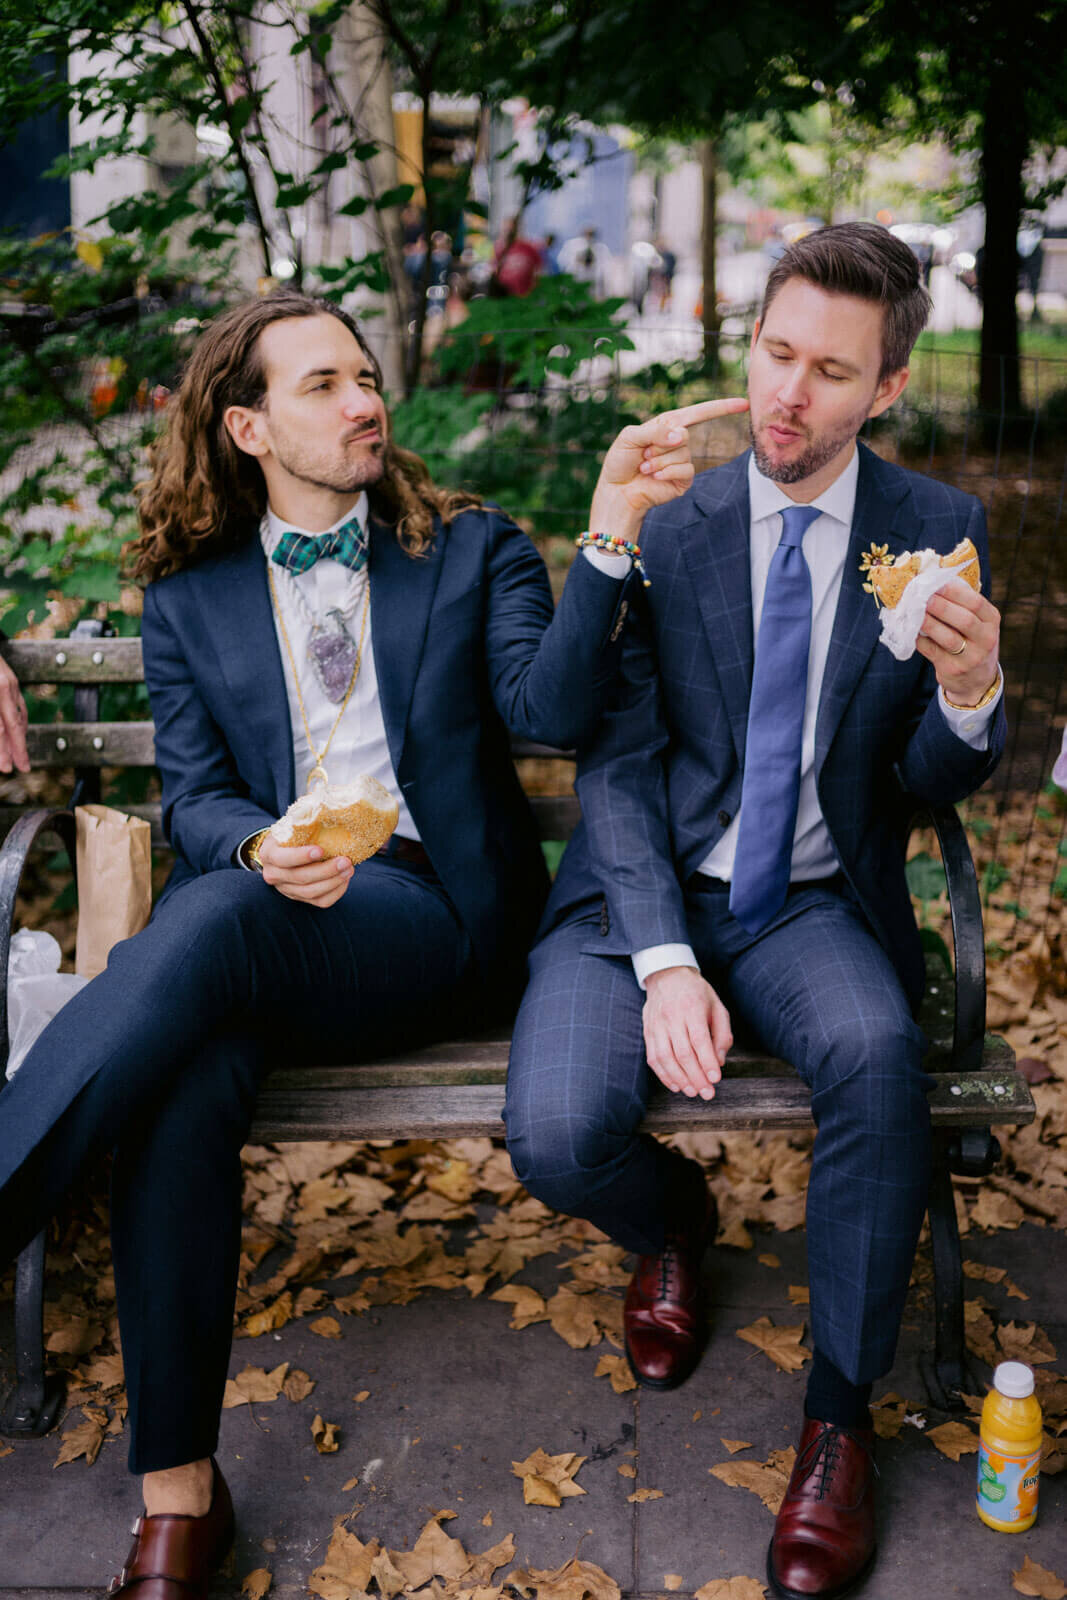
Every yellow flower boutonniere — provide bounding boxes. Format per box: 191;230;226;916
859;542;892;600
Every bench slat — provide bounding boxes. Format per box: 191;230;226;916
26;721;156;767
0;638;144;682
247;1067;1033;1143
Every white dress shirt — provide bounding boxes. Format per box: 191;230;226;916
633;447;1003;987
258;494;419;842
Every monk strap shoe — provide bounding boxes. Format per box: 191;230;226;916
107;1459;234;1598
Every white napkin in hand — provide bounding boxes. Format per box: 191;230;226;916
877;552;978;662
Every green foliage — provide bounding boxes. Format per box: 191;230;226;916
434;275;633;390
906;851;948;905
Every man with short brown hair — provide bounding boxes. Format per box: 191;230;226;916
508;222;1005;1598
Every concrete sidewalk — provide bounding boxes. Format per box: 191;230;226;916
1;1217;1064;1599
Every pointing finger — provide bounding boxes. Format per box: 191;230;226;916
663;397;749;428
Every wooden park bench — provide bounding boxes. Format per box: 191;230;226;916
0;621;1034;1437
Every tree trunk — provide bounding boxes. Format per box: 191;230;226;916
978;71;1027;419
700;139;721;375
336;2;407;397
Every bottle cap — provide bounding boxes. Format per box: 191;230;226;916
993;1361;1035;1398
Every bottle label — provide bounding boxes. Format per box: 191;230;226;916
976;1440;1041;1524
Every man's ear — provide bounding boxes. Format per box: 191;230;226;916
223;404;270;458
750;317;762;356
867;367;910;421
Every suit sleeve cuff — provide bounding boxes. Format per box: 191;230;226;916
632;944;699;991
938;668;1003;751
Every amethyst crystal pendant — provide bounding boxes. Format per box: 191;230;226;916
307;609;359;702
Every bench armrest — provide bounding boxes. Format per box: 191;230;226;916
0;809;76;1067
913;802;986;1076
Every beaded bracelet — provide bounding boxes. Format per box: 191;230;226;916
575;531;651;588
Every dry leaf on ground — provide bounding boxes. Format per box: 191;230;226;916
512;1448;587;1507
736;1318;811;1373
53;1414;105;1468
694;1578;768;1599
710;1448;795;1515
927;1421;978;1461
618;1464;636;1478
506;1557;620;1600
389;1513;473;1587
307;1523;381;1600
311;1415;341;1454
757;1254;780;1269
282;1368;315;1402
998;1321;1058;1365
490;1285;549;1330
241;1570;272;1599
222;1362;289;1409
627;1488;663;1502
310;1315;343;1340
594;1353;637;1393
720;1439;753;1455
787;1285;809;1306
664;1577;684;1591
1012;1556;1067;1599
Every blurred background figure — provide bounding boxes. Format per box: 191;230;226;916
558;225;610;298
493;215;543;297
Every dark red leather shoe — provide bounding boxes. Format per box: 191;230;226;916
623;1183;716;1389
767;1418;877;1599
107;1459;234;1597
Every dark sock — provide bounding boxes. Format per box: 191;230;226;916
805;1349;873;1430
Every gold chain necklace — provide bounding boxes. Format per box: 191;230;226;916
267;563;370;790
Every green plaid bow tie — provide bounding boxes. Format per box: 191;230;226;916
271;516;368;576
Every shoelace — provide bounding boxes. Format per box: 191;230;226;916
657;1230;690;1299
795;1424;879;1504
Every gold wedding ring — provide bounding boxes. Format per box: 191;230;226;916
950;640;967;656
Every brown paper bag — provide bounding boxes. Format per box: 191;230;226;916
75;804;153;978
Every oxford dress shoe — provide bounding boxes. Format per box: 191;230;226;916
768;1417;877;1600
624;1180;717;1389
107;1458;234;1598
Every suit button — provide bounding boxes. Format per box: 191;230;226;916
718;809;732;828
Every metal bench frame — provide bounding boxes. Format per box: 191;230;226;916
0;621;1033;1434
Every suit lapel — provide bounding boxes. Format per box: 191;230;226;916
367;512;445;774
684;455;754;766
815;445;913;770
197;538;295;813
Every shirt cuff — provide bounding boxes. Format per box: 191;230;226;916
938;668;1003;751
632;944;699;990
582;545;631;579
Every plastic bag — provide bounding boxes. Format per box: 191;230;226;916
5;929;89;1079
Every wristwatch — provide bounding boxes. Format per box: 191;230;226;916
246;829;271;871
943;668;1002;712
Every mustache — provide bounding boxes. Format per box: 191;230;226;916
343;423;384;445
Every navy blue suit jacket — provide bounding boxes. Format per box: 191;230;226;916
141;505;635;998
543;444;1006;1008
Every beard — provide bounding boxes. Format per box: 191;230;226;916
269;426;387;495
749;405;869;485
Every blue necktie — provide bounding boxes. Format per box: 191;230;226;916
729;503;822;935
271;516;367;576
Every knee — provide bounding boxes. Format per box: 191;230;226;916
812;1013;928;1127
505;1094;635;1213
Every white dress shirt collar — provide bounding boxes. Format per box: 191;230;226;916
262;491;370;555
747;445;860;531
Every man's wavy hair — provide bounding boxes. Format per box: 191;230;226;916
128;292;482;584
760;221;932;382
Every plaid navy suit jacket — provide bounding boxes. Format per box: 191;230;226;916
543;443;1006;1008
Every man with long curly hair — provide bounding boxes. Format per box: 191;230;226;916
0;291;744;1593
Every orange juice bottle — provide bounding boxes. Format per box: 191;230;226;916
976;1361;1042;1531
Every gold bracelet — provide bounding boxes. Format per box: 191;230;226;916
943;669;1002;712
246;829;271;871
